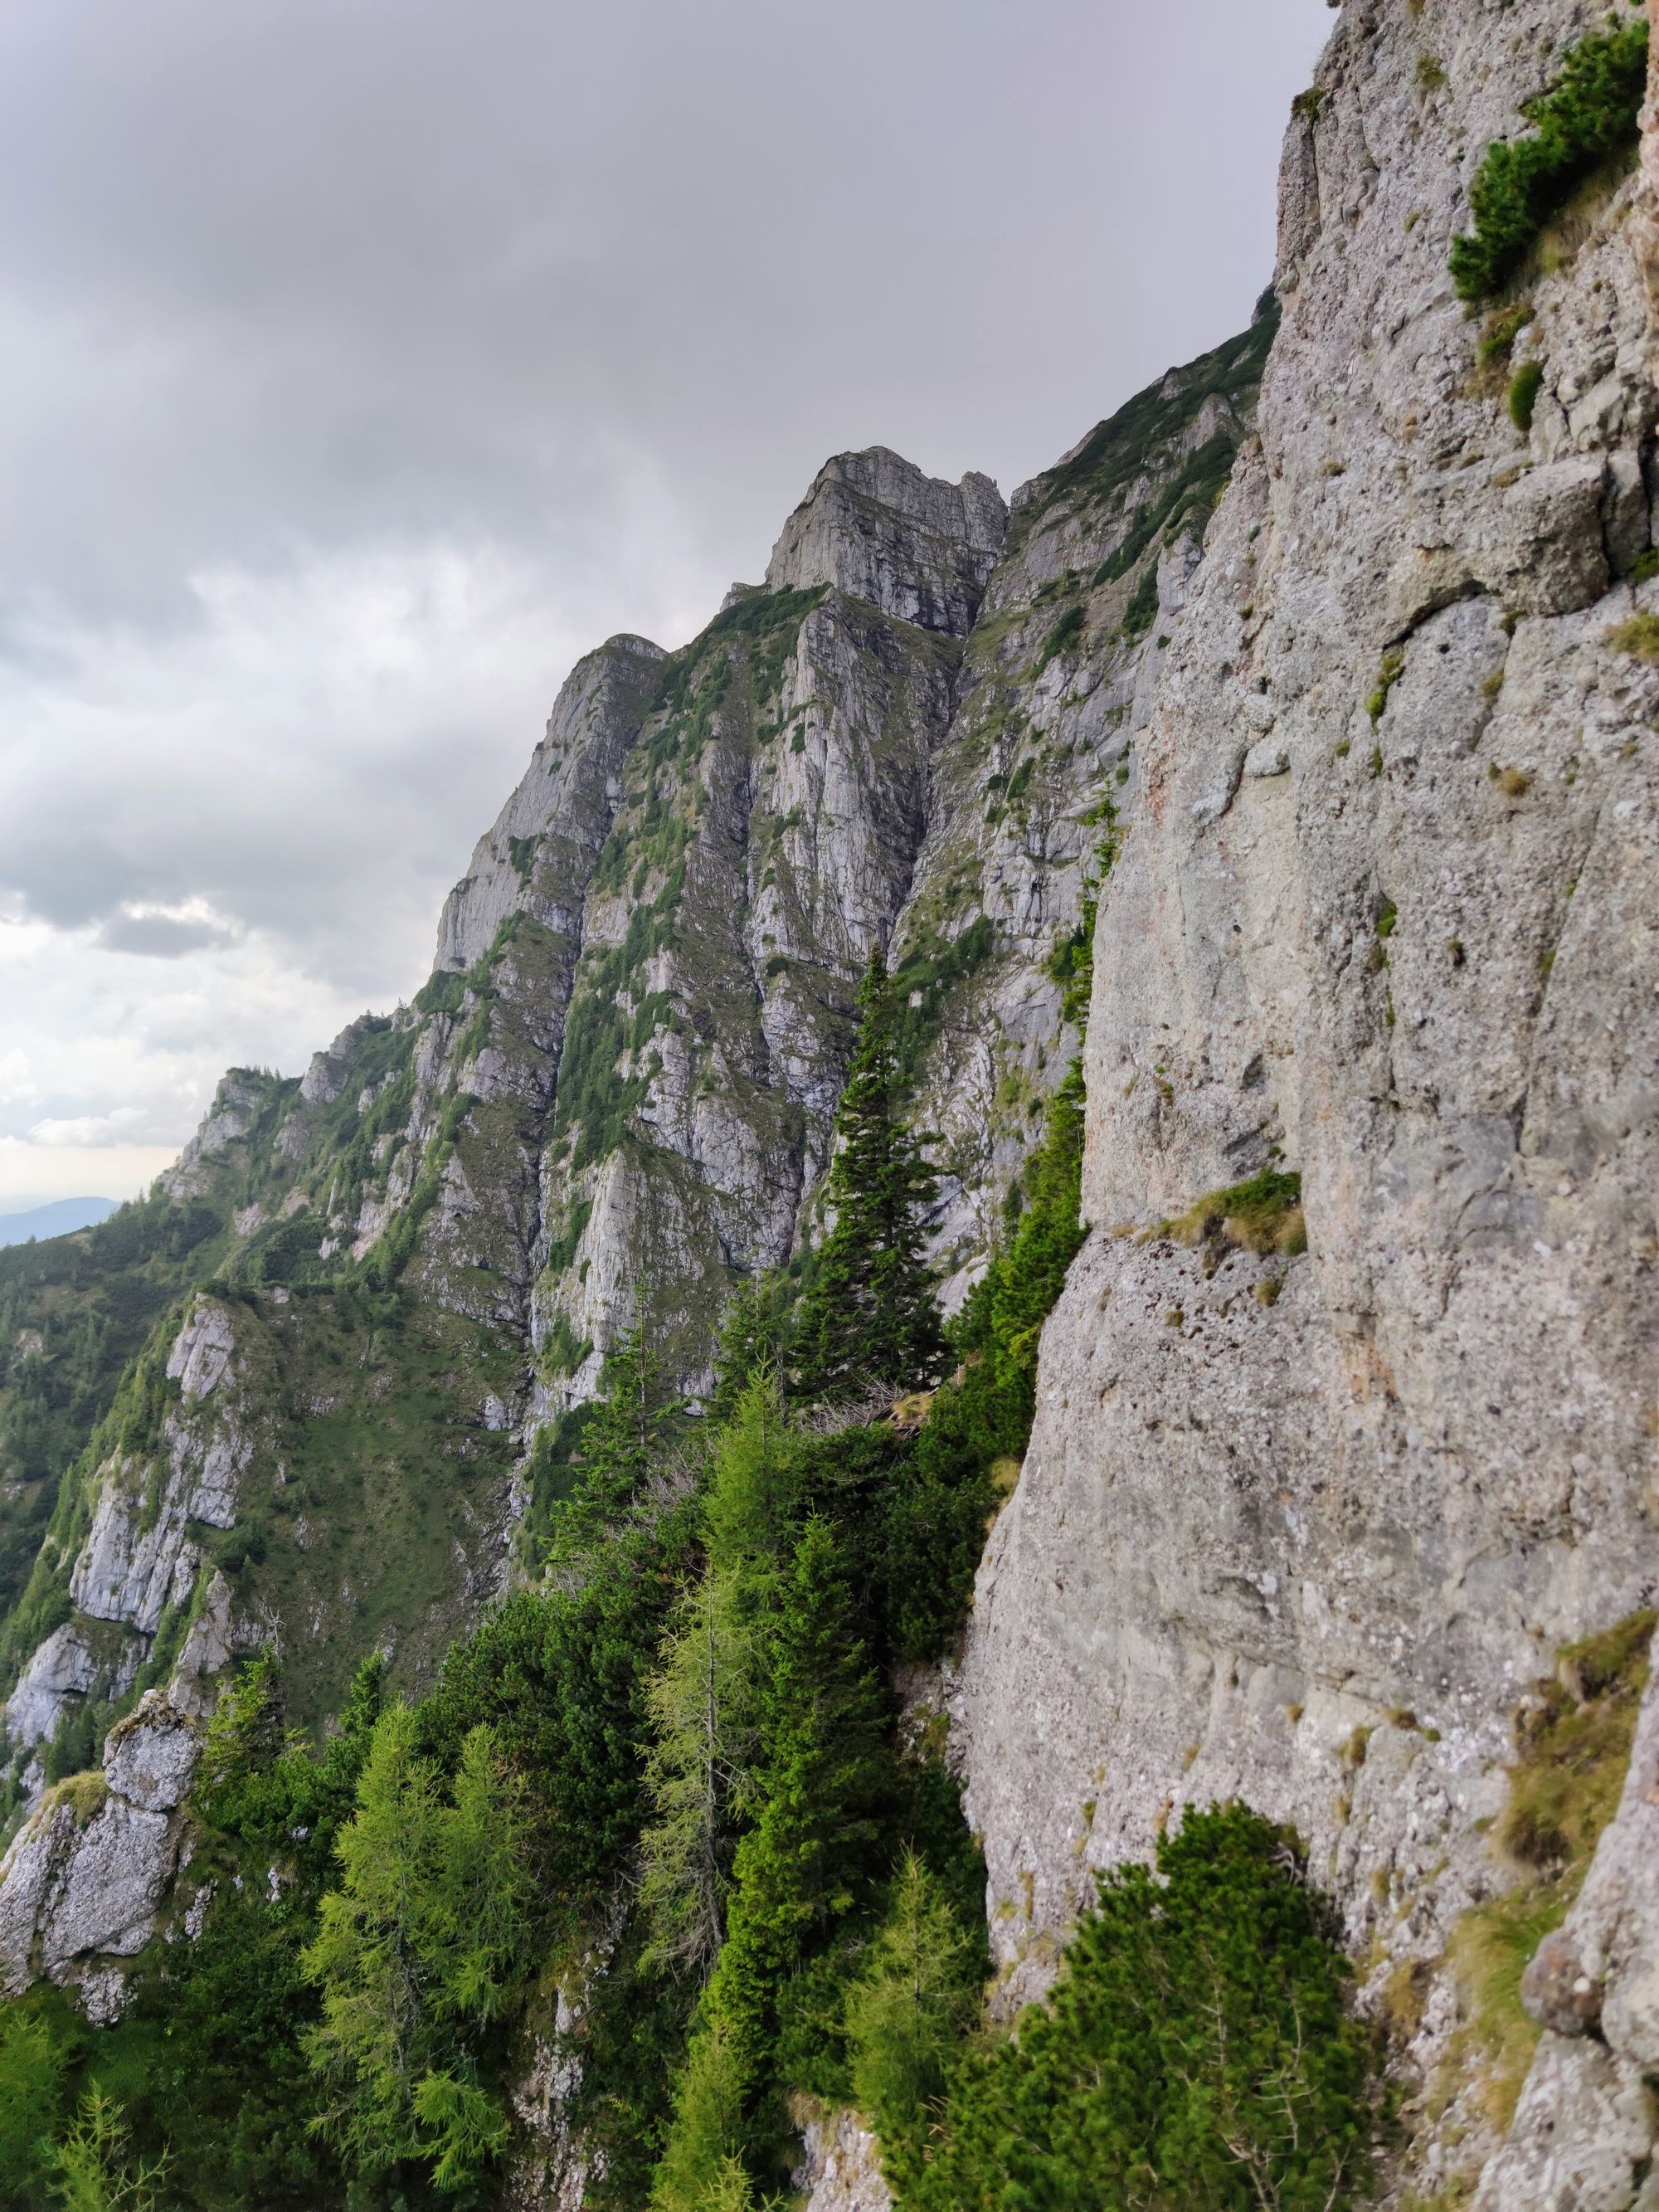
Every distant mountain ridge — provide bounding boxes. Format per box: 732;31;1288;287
0;1198;117;1249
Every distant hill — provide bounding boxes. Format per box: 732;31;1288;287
0;1196;119;1248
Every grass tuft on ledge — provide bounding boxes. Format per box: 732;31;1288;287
1158;1169;1306;1259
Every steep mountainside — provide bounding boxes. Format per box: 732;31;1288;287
6;2;1657;2200
0;316;1272;1963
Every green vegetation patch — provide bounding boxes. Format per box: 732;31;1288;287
645;585;827;745
1450;21;1647;302
1162;1168;1307;1259
1035;311;1277;528
1607;611;1659;663
1508;359;1544;433
889;915;998;1094
1035;602;1087;675
897;1804;1377;2212
1446;1608;1655;2132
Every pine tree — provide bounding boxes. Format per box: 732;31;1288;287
698;1518;893;2091
0;2011;64;2207
844;1852;982;2190
648;2014;752;2212
903;1805;1374;2212
794;948;944;1402
708;1273;792;1424
45;2092;169;2212
639;1377;798;1978
649;1517;895;2204
639;1567;762;1980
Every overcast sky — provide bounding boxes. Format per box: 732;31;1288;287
0;0;1330;1209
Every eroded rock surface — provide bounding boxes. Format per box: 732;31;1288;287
0;1691;200;2017
956;0;1659;2199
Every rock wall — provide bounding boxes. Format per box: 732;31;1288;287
956;1;1659;2201
0;318;1271;2028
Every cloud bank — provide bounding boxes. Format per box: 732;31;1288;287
0;0;1328;1201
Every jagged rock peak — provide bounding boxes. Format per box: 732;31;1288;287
762;445;1007;636
432;630;667;974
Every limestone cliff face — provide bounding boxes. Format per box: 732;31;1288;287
955;1;1659;2202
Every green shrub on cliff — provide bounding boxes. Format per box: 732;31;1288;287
901;1805;1375;2212
1450;21;1648;302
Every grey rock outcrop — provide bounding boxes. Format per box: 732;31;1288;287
794;2105;891;2212
955;0;1659;2200
4;1623;100;1753
764;448;1007;635
0;1690;200;2017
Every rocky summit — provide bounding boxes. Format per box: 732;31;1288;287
0;2;1657;2206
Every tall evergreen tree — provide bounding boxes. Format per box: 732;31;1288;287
843;1851;983;2193
702;1523;892;2087
708;1274;792;1425
547;1323;686;1565
794;948;944;1401
301;1706;530;2195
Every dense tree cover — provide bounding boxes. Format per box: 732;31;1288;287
898;1807;1376;2212
792;948;946;1402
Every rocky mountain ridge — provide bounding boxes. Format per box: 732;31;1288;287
948;2;1659;2206
2;1;1656;2202
0;308;1272;2017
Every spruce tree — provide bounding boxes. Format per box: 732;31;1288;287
547;1323;686;1563
794;948;945;1401
708;1272;792;1424
698;1518;893;2089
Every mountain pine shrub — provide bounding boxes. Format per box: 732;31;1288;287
900;1804;1376;2212
1450;20;1648;302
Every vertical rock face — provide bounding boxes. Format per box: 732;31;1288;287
763;448;1007;634
956;0;1659;2199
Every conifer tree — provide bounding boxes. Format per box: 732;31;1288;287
639;1377;798;1978
45;2092;168;2212
302;1704;530;2194
0;2012;64;2207
698;1518;893;2089
649;1517;894;2203
794;948;944;1401
708;1273;792;1424
843;1851;982;2190
547;1322;686;1562
648;2015;752;2212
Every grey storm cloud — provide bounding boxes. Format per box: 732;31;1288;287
0;0;1329;1184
